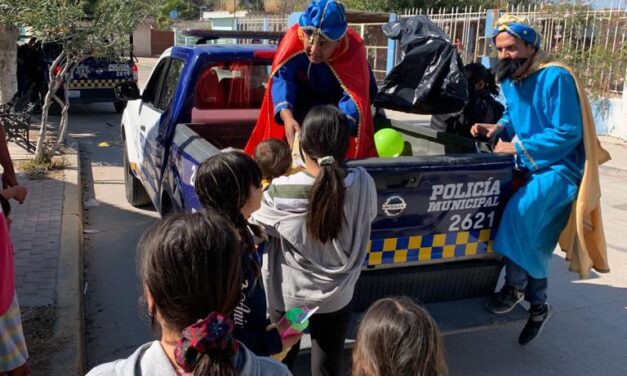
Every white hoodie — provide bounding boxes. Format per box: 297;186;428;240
250;167;377;314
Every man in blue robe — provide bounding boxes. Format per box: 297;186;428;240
471;15;585;345
271;50;378;141
269;0;378;144
245;0;379;159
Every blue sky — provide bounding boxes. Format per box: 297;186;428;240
592;0;627;9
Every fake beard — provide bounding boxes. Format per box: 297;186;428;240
495;58;528;81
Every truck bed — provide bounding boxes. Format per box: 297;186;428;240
171;117;515;313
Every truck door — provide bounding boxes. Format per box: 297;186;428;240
135;57;185;200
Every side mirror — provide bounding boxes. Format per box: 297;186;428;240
115;81;141;101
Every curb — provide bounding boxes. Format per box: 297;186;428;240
50;138;85;375
600;164;627;179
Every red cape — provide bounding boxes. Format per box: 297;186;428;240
244;24;377;159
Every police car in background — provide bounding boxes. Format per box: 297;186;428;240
42;42;138;113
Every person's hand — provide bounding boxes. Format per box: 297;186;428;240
470;123;502;139
2;171;18;189
274;317;304;353
280;331;303;352
11;185;27;204
284;118;301;148
494;140;517;155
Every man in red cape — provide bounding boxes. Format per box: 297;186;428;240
244;0;378;159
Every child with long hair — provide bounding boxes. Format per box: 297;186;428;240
194;151;300;357
86;213;290;376
250;105;378;375
352;297;448;376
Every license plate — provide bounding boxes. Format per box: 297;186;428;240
68;90;81;98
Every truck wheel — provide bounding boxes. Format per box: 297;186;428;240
114;101;127;114
123;143;151;207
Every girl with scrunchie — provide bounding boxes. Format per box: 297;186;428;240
85;213;291;376
193;151;302;358
250;104;378;375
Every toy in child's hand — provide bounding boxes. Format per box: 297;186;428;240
278;306;318;339
272;306;318;361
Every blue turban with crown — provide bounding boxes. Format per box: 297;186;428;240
298;0;347;41
492;14;542;50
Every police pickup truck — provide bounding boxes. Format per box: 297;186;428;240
117;30;526;334
42;42;138;113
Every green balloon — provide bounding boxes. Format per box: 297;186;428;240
374;128;404;157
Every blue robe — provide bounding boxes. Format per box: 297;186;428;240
495;66;585;278
271;53;378;134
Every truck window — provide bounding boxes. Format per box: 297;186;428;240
142;59;169;109
194;62;270;109
157;58;185;111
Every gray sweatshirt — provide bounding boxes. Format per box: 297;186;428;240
250;167;377;314
85;340;291;376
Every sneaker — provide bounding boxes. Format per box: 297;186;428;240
518;304;553;345
485;285;524;314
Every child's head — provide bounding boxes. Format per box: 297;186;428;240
195;150;263;221
465;63;499;97
137;212;242;375
299;105;350;243
253;138;292;180
352;297;448;376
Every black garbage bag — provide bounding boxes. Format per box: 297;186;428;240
374;15;468;115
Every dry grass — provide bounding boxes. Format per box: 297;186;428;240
16;157;68;180
21;305;57;375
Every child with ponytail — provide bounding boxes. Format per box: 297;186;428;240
251;105;378;376
86;213;290;376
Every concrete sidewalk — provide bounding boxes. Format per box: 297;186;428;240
598;135;627;177
6;136;84;375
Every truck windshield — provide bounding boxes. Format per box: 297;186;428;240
194;62;271;110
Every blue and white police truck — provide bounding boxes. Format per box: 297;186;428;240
118;29;525;334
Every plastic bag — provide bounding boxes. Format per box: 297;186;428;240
374;15;468;115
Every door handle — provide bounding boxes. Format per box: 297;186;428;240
140;125;146;132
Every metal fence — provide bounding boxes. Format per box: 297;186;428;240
229;3;627;95
403;7;489;65
235;15;287;33
503;3;627;95
402;3;627;95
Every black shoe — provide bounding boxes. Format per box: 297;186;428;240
485;285;524;314
519;304;553;345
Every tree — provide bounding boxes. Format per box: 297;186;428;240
0;24;18;104
0;2;21;104
156;0;198;29
0;0;156;163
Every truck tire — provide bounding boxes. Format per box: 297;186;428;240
123;142;151;207
114;101;127;114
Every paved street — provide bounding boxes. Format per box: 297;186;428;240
73;58;627;374
68;103;158;368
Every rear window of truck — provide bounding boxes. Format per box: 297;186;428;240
194;62;271;110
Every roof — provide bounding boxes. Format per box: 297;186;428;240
168;43;277;61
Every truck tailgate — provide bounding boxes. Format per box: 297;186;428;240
349;153;514;269
347;153;515;310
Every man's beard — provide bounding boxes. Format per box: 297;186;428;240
495;58;528;81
